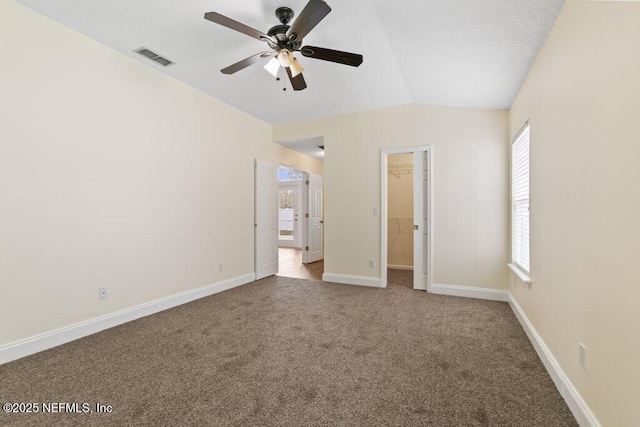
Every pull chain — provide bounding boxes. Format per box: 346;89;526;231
276;67;286;91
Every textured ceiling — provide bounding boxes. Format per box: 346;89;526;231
14;0;565;124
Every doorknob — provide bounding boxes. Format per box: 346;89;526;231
414;225;419;230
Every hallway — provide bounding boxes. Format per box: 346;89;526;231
277;247;323;281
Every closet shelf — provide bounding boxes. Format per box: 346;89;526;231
388;161;413;178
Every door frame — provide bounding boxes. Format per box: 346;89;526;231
268;163;323;267
380;146;433;291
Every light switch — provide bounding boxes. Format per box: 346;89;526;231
373;207;379;216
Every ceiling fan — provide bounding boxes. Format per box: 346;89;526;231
204;0;363;91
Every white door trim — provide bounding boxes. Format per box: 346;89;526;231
301;172;309;263
381;146;433;291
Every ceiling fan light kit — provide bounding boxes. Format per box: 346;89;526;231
277;49;294;67
204;0;363;91
277;50;304;77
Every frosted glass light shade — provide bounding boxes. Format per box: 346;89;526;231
264;57;280;78
289;58;304;77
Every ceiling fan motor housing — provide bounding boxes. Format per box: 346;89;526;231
268;24;290;42
268;7;302;51
268;26;301;51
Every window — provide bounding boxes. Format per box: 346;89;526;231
278;167;303;182
511;124;530;274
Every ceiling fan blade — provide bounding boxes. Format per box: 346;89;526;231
285;67;307;91
300;46;363;67
221;51;275;75
204;12;273;43
287;0;331;42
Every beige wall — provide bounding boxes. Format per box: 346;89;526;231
387;154;413;267
0;1;321;347
274;104;509;288
509;2;640;425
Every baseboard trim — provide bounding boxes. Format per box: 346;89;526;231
508;294;600;427
430;283;509;302
0;273;256;366
322;273;383;288
388;264;414;271
0;272;601;427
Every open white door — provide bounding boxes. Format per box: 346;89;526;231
303;173;324;264
413;151;429;290
255;159;278;280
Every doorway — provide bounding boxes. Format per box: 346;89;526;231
278;167;303;248
255;161;324;281
386;154;414;288
381;147;432;291
277;165;324;280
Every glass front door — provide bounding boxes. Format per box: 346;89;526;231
278;189;295;241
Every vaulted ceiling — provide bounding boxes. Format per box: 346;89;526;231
15;0;565;124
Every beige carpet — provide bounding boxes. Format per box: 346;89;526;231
0;271;576;426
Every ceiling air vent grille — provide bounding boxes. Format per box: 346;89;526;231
135;47;174;67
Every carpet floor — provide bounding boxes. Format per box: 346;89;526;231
0;271;576;426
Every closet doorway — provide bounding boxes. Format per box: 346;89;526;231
387;154;415;272
381;147;432;291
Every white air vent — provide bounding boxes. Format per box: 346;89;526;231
135;47;174;67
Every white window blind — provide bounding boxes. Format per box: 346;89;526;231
512;124;530;273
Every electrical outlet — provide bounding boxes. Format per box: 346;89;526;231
99;286;108;300
579;343;587;368
369;259;376;268
218;263;223;272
